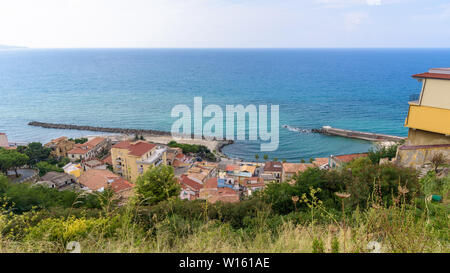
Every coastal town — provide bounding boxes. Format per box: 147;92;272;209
1;67;449;206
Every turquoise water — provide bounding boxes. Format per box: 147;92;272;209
1;48;450;161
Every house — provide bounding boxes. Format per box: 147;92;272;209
83;159;107;171
241;177;266;195
282;163;315;183
399;68;450;167
40;171;77;190
329;153;368;169
67;137;110;162
78;169;134;199
199;177;240;203
44;137;75;158
263;161;282;182
178;174;203;200
111;140;167;182
313;157;330;170
62;163;83;178
185;162;217;184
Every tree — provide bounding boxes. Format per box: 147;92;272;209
263;154;269;161
36;161;63;177
23;142;51;166
0;149;29;177
301;159;306;163
255;154;260;162
282;159;287;163
430;153;447;173
273;157;279;162
134;165;180;206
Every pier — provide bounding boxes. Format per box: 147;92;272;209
315;126;405;142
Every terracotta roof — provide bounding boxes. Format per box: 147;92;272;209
313;157;329;167
112;141;156;157
264;161;283;172
179;175;203;191
0;133;5;135
204;177;218;189
282;163;314;173
226;165;239;171
110;178;134;193
102;155;112;165
78;169;120;191
413;72;450;80
86;137;106;147
333;153;368;163
51;136;68;143
67;147;89;154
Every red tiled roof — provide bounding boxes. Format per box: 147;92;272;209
87;137;106;147
78;169;120;191
412;72;450;80
282;163;315;173
112;141;156;157
204;177;218;189
226;165;239;171
68;147;89;154
110;178;134;193
179;175;203;191
0;133;5;135
333;153;368;163
264;161;282;172
102;155;112;165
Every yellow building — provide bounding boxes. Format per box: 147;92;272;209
111;141;167;182
398;68;450;167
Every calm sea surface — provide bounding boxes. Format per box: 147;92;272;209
1;48;450;161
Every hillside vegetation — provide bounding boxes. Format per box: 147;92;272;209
0;156;448;253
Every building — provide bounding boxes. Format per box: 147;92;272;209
241;177;266;195
111;140;167;182
62;163;83;178
199;177;240;203
67;137;110;162
262;161;283;182
40;171;77;190
399;68;450;167
78;169;134;200
312;158;330;170
329;153;368;169
178;174;203;200
44;137;75;158
282;163;315;183
83;159;107;171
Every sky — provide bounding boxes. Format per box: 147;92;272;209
0;0;450;48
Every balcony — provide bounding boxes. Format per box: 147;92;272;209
137;146;167;165
405;105;450;135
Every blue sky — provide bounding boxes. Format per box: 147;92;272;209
0;0;449;48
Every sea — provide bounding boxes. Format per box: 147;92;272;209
1;48;450;162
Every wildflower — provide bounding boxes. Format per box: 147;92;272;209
335;192;351;199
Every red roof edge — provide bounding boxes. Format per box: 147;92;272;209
412;72;450;80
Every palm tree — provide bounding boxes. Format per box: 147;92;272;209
254;154;260;162
273;157;278;162
263;154;269;161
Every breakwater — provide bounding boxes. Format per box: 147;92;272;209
316;126;405;142
28;121;173;136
